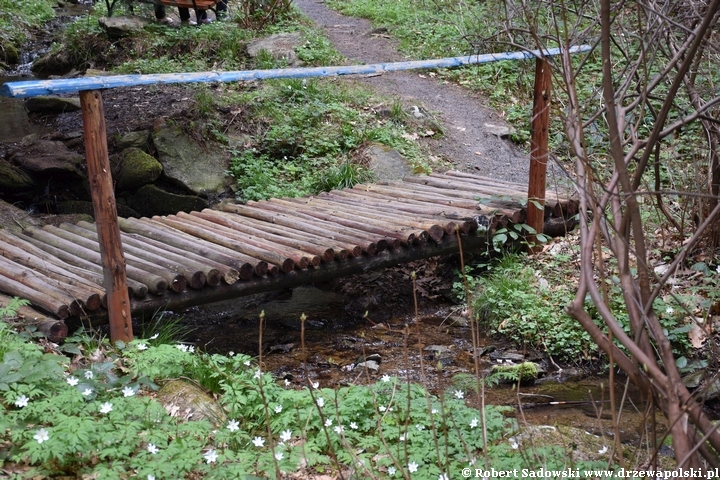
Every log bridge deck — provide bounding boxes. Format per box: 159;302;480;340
0;170;576;340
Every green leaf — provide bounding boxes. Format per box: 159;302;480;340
675;356;688;369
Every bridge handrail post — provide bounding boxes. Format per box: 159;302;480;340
79;90;133;343
526;55;551;252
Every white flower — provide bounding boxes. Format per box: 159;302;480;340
254;369;262;379
82;388;93;397
150;333;159;340
99;402;113;414
285;379;291;386
334;425;344;434
431;408;438;414
122;386;136;397
148;475;155;480
280;429;292;442
275;451;284;461
416;424;425;431
388;466;396;476
470;418;478;428
147;443;159;454
84;370;94;379
509;438;519;449
666;306;674;314
399;434;406;441
227;420;240;432
244;360;251;366
67;376;79;386
34;428;49;444
454;390;464;399
15;395;29;408
252;436;265;447
176;344;188;352
228;351;235;356
381;374;391;382
188;346;195;353
316;397;325;408
717;265;720;274
312;381;319;389
350;422;358;430
274;405;282;413
324;418;333;427
439;475;449;480
379;405;387;412
598;445;608;454
408;461;419;473
137;343;148;351
204;449;218;464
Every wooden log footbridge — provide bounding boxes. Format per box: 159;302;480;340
1;45;590;342
0;170;576;340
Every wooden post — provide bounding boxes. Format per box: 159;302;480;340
526;56;551;252
80;90;133;343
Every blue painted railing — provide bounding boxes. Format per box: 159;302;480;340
1;46;591;98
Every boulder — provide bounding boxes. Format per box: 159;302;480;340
115;148;163;191
31;47;74;78
10;137;83;178
156;379;227;425
115;130;152;152
1;42;19;65
129;184;209;217
247;32;303;66
97;16;153;38
0;159;36;193
25;96;82;114
152;124;229;195
362;143;411;181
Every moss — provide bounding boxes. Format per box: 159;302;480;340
490;362;538;385
1;42;19;64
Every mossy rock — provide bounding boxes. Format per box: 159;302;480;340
490;362;538;386
116;148;163;191
1;42;19;64
156;379;227;425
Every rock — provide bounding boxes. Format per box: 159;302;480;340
10;138;83;177
405;105;443;133
156;379;227;425
247;32;303;66
0;199;44;234
84;68;112;77
362;144;412;181
489;351;525;362
129;184;209;217
354;360;380;372
97;16;153;38
115;130;152;152
1;42;19;64
115;148;163;191
152;124;230;195
483;122;516;138
0;159;36;193
25;96;82;114
31;47;74;78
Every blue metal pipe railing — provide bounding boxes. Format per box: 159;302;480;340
1;45;591;98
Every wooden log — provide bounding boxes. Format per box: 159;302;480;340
119;217;268;278
11;231;148;299
0;269;70;318
181;211;340;262
391;180;525;211
213;204;391;252
197;210;364;258
80;89;132;343
154;216;296;273
527;55;551;250
316;193;477;234
0;293;68;342
0;234;107;297
192;210;356;259
76;221;227;287
281;196;447;242
22;226;167;296
67;222;208;290
250;199;426;245
0;255;94;315
47;225;187;293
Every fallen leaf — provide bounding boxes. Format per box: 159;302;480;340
688;322;707;348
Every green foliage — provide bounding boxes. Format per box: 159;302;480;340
1;330;523;478
0;0;55;48
0;296;30;320
230;78;423;201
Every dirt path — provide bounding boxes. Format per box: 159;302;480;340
293;0;531;183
